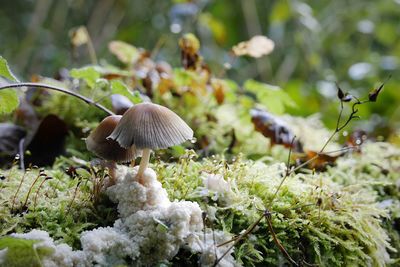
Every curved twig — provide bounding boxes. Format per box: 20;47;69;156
0;82;114;115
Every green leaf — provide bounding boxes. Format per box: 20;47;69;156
170;145;186;157
0;89;19;114
244;79;296;114
0;236;53;266
70;66;100;88
0;56;20;114
111;80;142;104
173;68;203;87
0;56;18;82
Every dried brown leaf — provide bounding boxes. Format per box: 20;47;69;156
232;35;275;58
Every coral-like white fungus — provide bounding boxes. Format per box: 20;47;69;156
187;230;239;267
11;230;85;267
107;166;171;218
80;227;138;266
3;166;239;267
199;172;235;204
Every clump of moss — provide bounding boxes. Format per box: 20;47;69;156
329;141;400;261
0;163;118;249
154;145;398;266
1;141;398;266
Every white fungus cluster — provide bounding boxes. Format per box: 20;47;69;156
199;172;235;204
187;231;238;267
1;166;240;267
80;227;138;266
11;230;85;267
108;166;205;265
107;166;171;218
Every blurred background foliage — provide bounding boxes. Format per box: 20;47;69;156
1;0;399;136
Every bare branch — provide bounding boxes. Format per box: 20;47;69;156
0;82;114;115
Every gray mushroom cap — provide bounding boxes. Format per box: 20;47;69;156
86;115;141;162
107;102;193;150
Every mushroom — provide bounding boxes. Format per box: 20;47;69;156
86;115;140;184
107;102;193;181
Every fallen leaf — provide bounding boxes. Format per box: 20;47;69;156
232;35;275;58
300;150;341;171
179;33;201;70
250;108;303;152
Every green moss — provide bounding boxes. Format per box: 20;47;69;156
1;140;399;266
154;145;399;266
0;164;117;249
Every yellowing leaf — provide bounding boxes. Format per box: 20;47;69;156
69;26;89;47
232;35;275;58
108;41;140;65
179;33;200;54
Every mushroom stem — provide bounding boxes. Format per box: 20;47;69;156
136;148;151;180
108;161;117;186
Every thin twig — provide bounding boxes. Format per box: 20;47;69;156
0;83;114;115
213;214;264;266
67;180;82;215
264;210;298;266
268;137;296;207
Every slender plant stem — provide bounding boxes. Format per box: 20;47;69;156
22;171;45;208
67;180;81;214
213;214;264;266
33;176;52;211
265;211;298;266
11;171;27;212
0;83;114;115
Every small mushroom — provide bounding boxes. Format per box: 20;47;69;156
107;102;193;180
86;115;140;184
